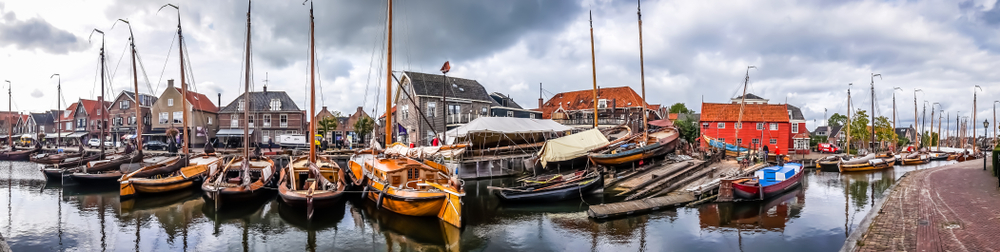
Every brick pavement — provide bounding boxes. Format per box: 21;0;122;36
853;159;1000;251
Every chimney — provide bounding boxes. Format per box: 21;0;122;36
217;93;222;108
538;98;543;108
263;85;267;93
167;79;174;88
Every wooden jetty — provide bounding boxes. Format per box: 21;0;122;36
587;192;697;219
614;160;698;191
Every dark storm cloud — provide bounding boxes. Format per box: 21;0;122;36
0;12;86;54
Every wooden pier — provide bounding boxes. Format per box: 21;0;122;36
587;192;697;219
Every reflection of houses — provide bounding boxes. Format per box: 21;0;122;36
217;86;305;146
149;80;219;147
108;90;157;144
698;188;804;231
699;94;810;154
488;92;541;119
538;86;661;130
394;71;493;145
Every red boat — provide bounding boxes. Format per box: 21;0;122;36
731;163;803;200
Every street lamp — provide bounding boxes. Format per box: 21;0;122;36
984;119;989;170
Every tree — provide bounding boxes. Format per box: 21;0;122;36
354;116;375;145
848;110;870;149
921;131;939;147
668;103;693;114
896;133;911;147
810;135;828;149
317;110;343;140
675;118;700;144
874;116;896;151
829;113;848;128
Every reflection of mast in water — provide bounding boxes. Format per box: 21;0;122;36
134;213;141;252
307;226;315;252
100;194;107;251
242;219;249;252
844;175;849;238
58;177;63;250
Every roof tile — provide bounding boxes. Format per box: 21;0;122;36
700;103;790;122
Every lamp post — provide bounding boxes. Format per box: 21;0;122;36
984;119;989;171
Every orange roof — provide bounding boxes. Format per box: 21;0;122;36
60;103;78;121
175;87;218;113
539;86;658;119
700;103;789;122
668;113;679;120
379;106;396;119
78;99;110;120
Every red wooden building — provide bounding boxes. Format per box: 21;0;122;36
700;101;810;154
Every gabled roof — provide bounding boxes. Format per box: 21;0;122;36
539;86;658;119
175;88;218;113
401;71;492;102
30;113;53;125
60;103;78;121
828;125;845;137
700;103;790;122
489;92;523;109
220;90;299;113
77;99;110;120
787;105;805;120
735;93;766;100
116;90;158;107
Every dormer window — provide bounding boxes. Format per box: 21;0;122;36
238;100;245;111
270;99;281;111
597;99;608;109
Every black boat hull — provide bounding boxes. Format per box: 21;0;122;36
497;175;604;202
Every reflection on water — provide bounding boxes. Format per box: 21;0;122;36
0;160;956;251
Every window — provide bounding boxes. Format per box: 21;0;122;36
598;99;608;109
752;138;760;145
448;104;460;115
481;107;488;115
238;100;244;111
702;122;709;129
172;111;182;124
735;122;742;129
65;122;71;129
279;114;288;127
770;138;777;145
719;138;725;144
506;111;514;117
96;108;101;115
262;130;269;139
427;102;436;117
769;123;778;130
248;115;255;128
792;123;799;133
736;139;743;146
401;105;409;120
529;113;535;119
159;112;168;124
39;126;44;132
230;115;239;127
717;122;725;129
262;114;271;127
287;130;296;134
207;116;213;125
407;167;419;180
77;118;85;128
120;100;129;110
756;123;764;130
270;99;281;111
167;98;174;107
426;130;435;145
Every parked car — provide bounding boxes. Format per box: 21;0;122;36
144;140;168;151
817;143;840;153
87;139;101;147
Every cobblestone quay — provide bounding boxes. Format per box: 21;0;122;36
845;158;1000;251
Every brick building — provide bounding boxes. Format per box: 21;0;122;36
108;90;157;145
394;71;493;146
149;79;219;147
538;86;661;130
217;86;305;147
700;96;810;154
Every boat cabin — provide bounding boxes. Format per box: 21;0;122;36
364;158;449;191
752;165;798;186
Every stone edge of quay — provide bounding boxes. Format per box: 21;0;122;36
838;168;918;252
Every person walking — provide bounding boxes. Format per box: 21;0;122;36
267;138;274;152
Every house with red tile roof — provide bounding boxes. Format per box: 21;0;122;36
70;98;111;143
538;86;661;130
700;93;810;154
150;79;219;147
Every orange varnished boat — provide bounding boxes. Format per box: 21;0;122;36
838;153;896;172
348;154;464;227
279;155;346;218
899;153;929;166
201;155;275;208
120;153;221;199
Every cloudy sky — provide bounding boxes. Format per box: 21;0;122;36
2;0;1000;136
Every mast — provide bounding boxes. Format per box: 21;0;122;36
735;66;755;147
178;14;189;155
913;89;919;148
974;85;980;153
870;73;879;152
5;80;10;150
637;0;647;141
588;10;598;129
938;110;942;151
308;2;316;163
930;108;934;150
120;19;143;153
53;74;61;146
98;30;107;156
846;84;851;154
384;0;392;148
244;1;252;158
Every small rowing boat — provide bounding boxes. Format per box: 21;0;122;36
732;162;803;200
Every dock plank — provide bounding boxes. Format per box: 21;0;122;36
616;160;694;189
587;192;697;219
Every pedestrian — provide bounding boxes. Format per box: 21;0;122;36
432;137;440;147
268;138;274;152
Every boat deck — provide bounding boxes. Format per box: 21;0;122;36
587;192;697;219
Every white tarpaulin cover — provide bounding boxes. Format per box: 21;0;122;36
384;143;466;159
444;117;572;146
537;128;609;167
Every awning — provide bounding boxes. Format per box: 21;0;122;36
444;117;572;146
44;132;72;139
19;134;33;139
66;132;88;138
537;128;609;167
123;134;137;139
217;128;253;137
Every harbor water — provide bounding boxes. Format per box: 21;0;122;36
0;160;956;251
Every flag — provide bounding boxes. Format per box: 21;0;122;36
397;123;407;134
440;61;450;74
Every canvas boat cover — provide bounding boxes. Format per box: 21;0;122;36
445;117;572;146
383;143;466;159
537;128;609;168
841;154;876;165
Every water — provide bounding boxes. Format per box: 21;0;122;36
0;160;956;251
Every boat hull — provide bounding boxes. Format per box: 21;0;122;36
70;171;123;183
590;140;675;167
732;164;803;200
277;156;347;210
496;175;603;202
366;185;447;217
817;160;840;171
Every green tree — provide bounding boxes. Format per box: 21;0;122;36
921;131;939;147
849;110;871;149
668;103;693;114
896;133;911;147
675;118;700;144
810;135;828;149
874;116;896;151
829;113;848;128
317;111;343;139
354;116;375;145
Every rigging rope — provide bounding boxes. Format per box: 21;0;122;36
154;34;176;95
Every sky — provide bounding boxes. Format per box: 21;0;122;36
2;0;1000;137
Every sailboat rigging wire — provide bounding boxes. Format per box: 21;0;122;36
92;54;100;98
134;50;157;95
363;0;388;120
109;43;129;90
154;34;176;94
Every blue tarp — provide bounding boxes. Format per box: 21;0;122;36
708;138;748;152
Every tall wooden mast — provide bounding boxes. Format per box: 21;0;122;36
735;66;755;147
870;73;879;152
119;19;143;153
384;0;393;148
589;10;598;129
914;89;920;148
846;84;851;154
637;0;647;141
244;1;252;158
308;3;316;163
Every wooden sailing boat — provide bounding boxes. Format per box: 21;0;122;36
201;0;276;208
346;0;464;228
838;74;897;172
118;15;221;199
277;3;347;219
70;29;144;183
588;3;679;167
